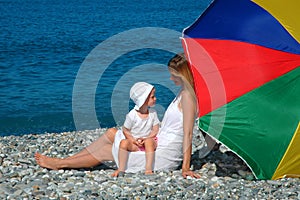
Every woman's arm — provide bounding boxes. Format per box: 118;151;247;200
181;91;201;178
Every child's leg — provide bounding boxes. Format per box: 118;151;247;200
144;138;157;174
112;139;139;177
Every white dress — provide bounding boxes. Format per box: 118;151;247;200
112;95;183;172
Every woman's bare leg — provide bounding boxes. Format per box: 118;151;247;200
65;128;117;160
35;151;100;170
35;128;117;170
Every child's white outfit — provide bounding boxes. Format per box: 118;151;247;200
123;108;160;139
111;94;184;172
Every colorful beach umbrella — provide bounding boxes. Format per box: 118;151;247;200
182;0;300;180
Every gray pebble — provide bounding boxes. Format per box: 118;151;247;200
0;129;299;199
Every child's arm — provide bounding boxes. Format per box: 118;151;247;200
122;126;135;140
147;124;159;138
122;126;141;146
147;109;160;138
122;110;139;144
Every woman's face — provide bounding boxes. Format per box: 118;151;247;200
169;70;183;86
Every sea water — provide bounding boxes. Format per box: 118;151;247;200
0;0;211;136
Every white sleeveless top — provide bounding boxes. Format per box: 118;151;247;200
157;95;183;147
111;94;184;172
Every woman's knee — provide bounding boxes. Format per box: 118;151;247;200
119;139;129;149
105;128;117;142
107;127;117;134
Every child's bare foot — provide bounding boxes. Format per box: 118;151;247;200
111;169;125;177
145;170;153;175
35;152;60;170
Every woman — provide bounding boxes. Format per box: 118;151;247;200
35;53;200;178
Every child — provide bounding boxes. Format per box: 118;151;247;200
112;82;160;176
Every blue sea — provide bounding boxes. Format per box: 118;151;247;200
1;0;211;136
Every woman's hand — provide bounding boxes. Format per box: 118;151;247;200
182;169;201;179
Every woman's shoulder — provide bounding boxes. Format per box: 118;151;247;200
180;90;196;109
180;90;193;101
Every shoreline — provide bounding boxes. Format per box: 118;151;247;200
0;128;299;199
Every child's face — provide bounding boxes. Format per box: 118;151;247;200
146;88;156;107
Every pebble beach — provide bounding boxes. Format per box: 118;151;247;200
1;128;299;200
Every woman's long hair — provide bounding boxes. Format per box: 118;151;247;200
168;53;198;115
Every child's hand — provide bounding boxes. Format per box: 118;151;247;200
130;138;139;146
136;138;144;146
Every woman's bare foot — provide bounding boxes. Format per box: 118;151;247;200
145;170;153;175
111;169;125;177
35;152;61;170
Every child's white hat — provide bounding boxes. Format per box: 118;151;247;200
130;82;154;110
